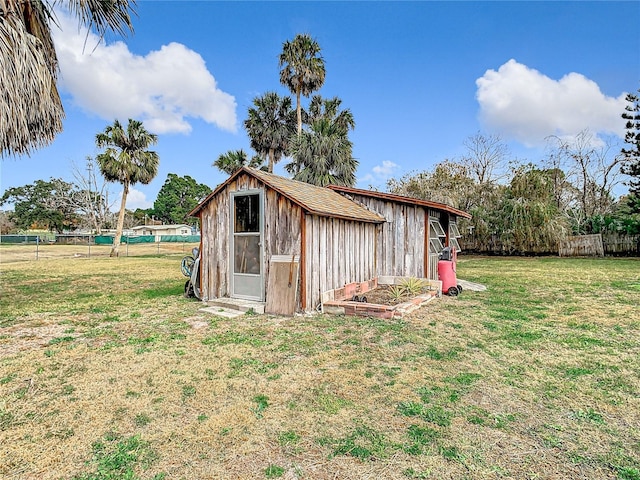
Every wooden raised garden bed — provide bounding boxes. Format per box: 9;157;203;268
321;276;442;319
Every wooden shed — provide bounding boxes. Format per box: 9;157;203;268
189;167;470;314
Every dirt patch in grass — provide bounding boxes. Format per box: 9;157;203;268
0;318;72;357
183;316;210;330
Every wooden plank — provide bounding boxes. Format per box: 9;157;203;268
310;216;320;310
325;221;340;291
423;211;430;278
335;222;346;286
265;256;299;315
218;190;229;297
300;211;307;311
386;202;395;275
396;204;406;276
321;218;329;292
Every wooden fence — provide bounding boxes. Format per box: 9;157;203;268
559;234;604;257
462;233;640;257
602;233;640;256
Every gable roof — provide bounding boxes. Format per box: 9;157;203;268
189;168;385;223
327;185;472;219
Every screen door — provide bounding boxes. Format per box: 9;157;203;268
230;190;263;300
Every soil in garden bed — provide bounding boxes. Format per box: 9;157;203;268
351;285;407;306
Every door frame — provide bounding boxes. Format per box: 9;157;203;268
229;189;265;301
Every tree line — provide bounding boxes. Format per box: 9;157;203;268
1;167;210;235
387;93;640;255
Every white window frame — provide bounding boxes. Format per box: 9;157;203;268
449;236;461;252
429;218;446;254
429;219;446;238
429;237;444;253
449;222;462;252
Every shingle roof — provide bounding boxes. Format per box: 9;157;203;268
328;185;472;219
189;168;385;223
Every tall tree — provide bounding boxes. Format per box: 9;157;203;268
306;95;355;134
0;178;78;232
96;119;159;257
621;89;640;213
286;118;358;187
1;0;136;157
244;92;296;173
153;174;211;226
500;165;568;253
279;33;326;134
70;156;114;234
387;160;477;211
546;130;623;233
213;149;263;176
461;132;510;184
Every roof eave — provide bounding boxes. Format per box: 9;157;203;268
328;185;472;219
188;167;250;217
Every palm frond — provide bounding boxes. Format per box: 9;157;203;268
1;0;136;157
0;2;63;156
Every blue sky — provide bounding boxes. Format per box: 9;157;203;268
2;1;638;210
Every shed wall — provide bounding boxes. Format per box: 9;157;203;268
337;194;429;279
304;215;378;311
199;173;302;303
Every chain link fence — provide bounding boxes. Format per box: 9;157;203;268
0;234;200;263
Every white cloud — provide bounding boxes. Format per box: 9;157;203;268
358;160;400;187
53;11;237;134
476;59;627;147
114;187;152;211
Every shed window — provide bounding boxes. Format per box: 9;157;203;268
429;218;446;254
429;237;444;253
449;222;462;252
234;194;260;233
450;237;461;252
429;219;446;238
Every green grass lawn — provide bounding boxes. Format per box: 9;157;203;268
0;255;638;479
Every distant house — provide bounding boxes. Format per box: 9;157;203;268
131;224;192;240
189;167;470;314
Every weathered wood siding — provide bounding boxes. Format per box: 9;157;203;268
304;215;378;311
337;194;428;278
199;173;302;302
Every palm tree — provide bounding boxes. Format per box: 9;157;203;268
96;119;159;257
1;0;136;157
279;34;326;134
214;149;263;176
306;95;355;135
244;92;296;173
286;118;358;187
